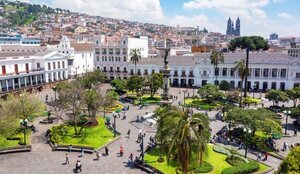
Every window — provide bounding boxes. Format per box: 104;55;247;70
174;70;178;76
222;68;227;76
48;63;51;70
123;56;126;61
152;69;155;74
82;53;84;58
137;69;141;75
182;70;186;76
97;56;99;61
263;68;269;77
62;61;65;68
102;48;107;54
37;63;40;69
53;62;56;70
103;67;107;72
272;69;277;77
280;69;286;78
296;73;300;79
189;70;194;77
110;67;113;72
255;68;260;77
203;71;207;76
58;62;61;69
25;63;29;73
214;68;219;76
230;68;235;76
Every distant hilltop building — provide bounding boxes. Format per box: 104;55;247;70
226;17;240;36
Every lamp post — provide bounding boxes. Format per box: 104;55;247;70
20;118;28;145
141;133;145;163
113;114;117;137
283;110;291;135
243;127;252;158
252;84;256;98
52;86;58;102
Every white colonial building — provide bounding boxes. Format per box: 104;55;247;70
96;51;300;91
48;36;94;77
0;49;68;95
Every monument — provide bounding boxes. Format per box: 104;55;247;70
160;48;173;107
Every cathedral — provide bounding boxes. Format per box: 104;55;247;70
226;17;240;36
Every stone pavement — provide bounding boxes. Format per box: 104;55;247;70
1;86;298;173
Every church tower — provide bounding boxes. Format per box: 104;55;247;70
235;17;240;36
226;17;232;35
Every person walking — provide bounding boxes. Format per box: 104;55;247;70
127;129;131;138
65;153;69;164
95;151;101;160
80;147;84;157
120;144;124;157
257;152;262;161
76;160;82;172
68;145;72;152
105;146;109;156
294;130;297;136
264;152;268;161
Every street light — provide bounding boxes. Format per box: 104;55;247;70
20;118;28;145
140;133;145;163
283;110;291;135
243;127;252;158
113;114;117;137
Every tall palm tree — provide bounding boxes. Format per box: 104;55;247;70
161;106;210;174
130;49;141;74
210;51;224;85
234;59;247;107
155;106;169;162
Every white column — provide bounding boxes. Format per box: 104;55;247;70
30;76;33;86
18;78;21;89
24;77;27;87
35;75;38;84
5;80;9;91
12;79;15;90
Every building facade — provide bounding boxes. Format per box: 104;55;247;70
0;33;41;46
96;52;300;91
226;17;240;36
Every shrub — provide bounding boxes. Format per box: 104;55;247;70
222;161;259;174
177;161;214;173
225;155;247;166
243;97;260;105
213;145;232;156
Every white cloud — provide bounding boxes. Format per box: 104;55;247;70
277;12;293;19
51;0;165;23
272;0;285;3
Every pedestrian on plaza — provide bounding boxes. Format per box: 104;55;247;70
65;153;69;164
80;147;84;157
264;152;268;161
294;130;297;136
75;160;82;172
129;153;133;161
127;129;131;138
136;133;141;143
105;146;109;156
283;142;287;151
142;130;146;137
120;144;124;157
45;95;48;103
261;103;264;108
127;105;130;110
95;151;101;160
140;142;143;151
68;145;72;152
257;152;262;161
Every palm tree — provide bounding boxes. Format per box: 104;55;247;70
155;106;168;162
161;106;210;174
130;49;141;74
210;50;224;85
234;59;247;107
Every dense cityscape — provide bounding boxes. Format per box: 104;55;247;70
0;0;299;174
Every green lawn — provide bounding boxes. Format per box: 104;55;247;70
0;131;31;150
57;118;114;149
144;144;270;174
205;145;232;174
185;98;221;110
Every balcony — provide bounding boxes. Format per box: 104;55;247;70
181;74;186;77
102;51;107;54
122;71;128;73
116;70;121;73
189;74;194;77
122;52;127;55
115;52;120;55
173;73;178;77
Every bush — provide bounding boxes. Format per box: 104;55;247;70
213;145;232;156
222;161;259;174
177;161;214;173
243;97;260;105
225;155;248;166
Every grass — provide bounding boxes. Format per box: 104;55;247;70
205;145;232;174
144;148;178;174
144;144;270;174
0;131;31;150
57;118;114;149
185;98;221;110
104;102;124;112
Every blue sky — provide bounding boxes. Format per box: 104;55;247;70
19;0;300;37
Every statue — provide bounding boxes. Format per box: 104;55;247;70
164;49;169;65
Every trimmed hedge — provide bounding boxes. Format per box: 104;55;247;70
176;161;214;173
225;156;245;166
222;161;259;174
213;145;232;156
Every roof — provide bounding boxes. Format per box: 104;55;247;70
138;52;294;66
70;42;94;52
0;52;36;58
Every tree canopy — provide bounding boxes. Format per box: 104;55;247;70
286;87;300;107
145;73;163;98
110;78;127;93
198;84;224;103
265;89;289;106
228;36;269;51
80;70;106;89
276;146;300;174
127;75;143;97
219;80;232;91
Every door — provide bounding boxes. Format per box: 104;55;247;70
14;64;19;74
1;66;6;75
25;64;29;73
